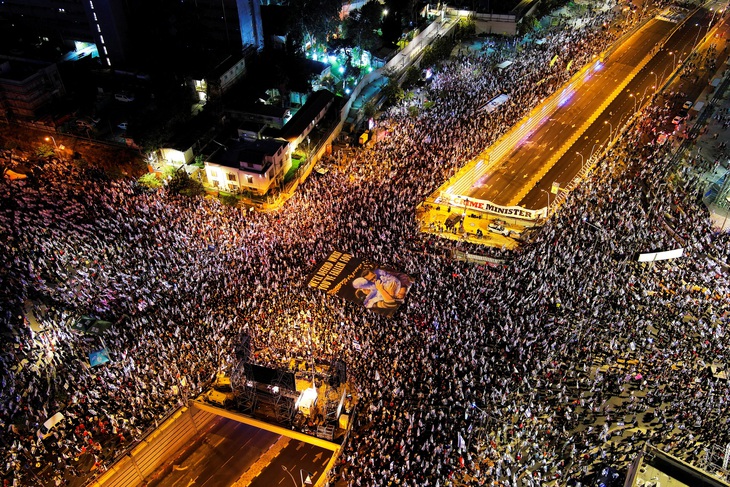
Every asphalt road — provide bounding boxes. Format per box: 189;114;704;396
521;2;728;210
458;4;723;211
148;416;331;487
150;418;279;487
249;441;331;487
465;15;673;206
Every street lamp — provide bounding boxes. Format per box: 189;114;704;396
590;142;602;159
641;85;651;104
650;71;658;88
668;51;676;69
45;136;57;149
604;120;613;139
540;188;551;219
693;23;702;48
575;151;584;169
629;93;638;113
281;465;298;487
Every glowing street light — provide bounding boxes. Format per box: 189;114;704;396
668;51;676;68
382;8;388;16
649;71;658;88
575;151;584;169
604;120;613;138
540;189;550;220
281;465;298;487
694;23;702;48
44;136;58;149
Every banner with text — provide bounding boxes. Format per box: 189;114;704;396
307;251;414;317
442;194;546;220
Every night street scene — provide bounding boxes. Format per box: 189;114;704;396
1;0;730;486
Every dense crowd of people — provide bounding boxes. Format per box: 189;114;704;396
1;0;729;486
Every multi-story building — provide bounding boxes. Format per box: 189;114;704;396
205;138;290;195
0;57;65;120
0;0;263;69
0;0;129;67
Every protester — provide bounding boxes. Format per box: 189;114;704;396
0;1;728;486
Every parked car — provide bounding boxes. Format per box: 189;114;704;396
37;412;64;440
488;223;510;236
114;92;135;102
76;116;99;128
682;100;693;110
205;373;234;407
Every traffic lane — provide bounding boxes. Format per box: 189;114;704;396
465;18;672;206
467;20;674;206
153;418;279;487
197;422;280;487
465;60;631;204
249;441;331;487
522;80;640;209
521;10;730;209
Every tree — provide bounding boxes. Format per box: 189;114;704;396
138;172;162;189
219;193;239;207
404;66;421;88
382;78;404;106
363;100;377;119
166;170;204;197
343;2;385;52
35;144;54;160
455;19;476;39
287;0;341;50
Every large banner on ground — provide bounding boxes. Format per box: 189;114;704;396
307;251;414;317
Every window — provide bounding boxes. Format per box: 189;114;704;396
246;176;253;184
210;169;218;178
226;173;236;182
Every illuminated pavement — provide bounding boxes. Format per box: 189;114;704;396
521;3;729;210
148;417;331;487
432;5;722;219
466;17;673;207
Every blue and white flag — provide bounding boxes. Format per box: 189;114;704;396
89;348;111;367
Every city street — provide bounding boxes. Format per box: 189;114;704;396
522;2;730;210
436;4;725;217
466;15;673;206
148;417;331;487
148;418;279;487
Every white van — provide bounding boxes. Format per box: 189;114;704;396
37;412;64;440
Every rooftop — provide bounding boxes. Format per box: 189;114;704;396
279;89;335;141
210;138;288;174
627;446;730;487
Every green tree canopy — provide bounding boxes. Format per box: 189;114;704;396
166;170;204;197
138;172;163;189
287;0;341;49
343;2;385;52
